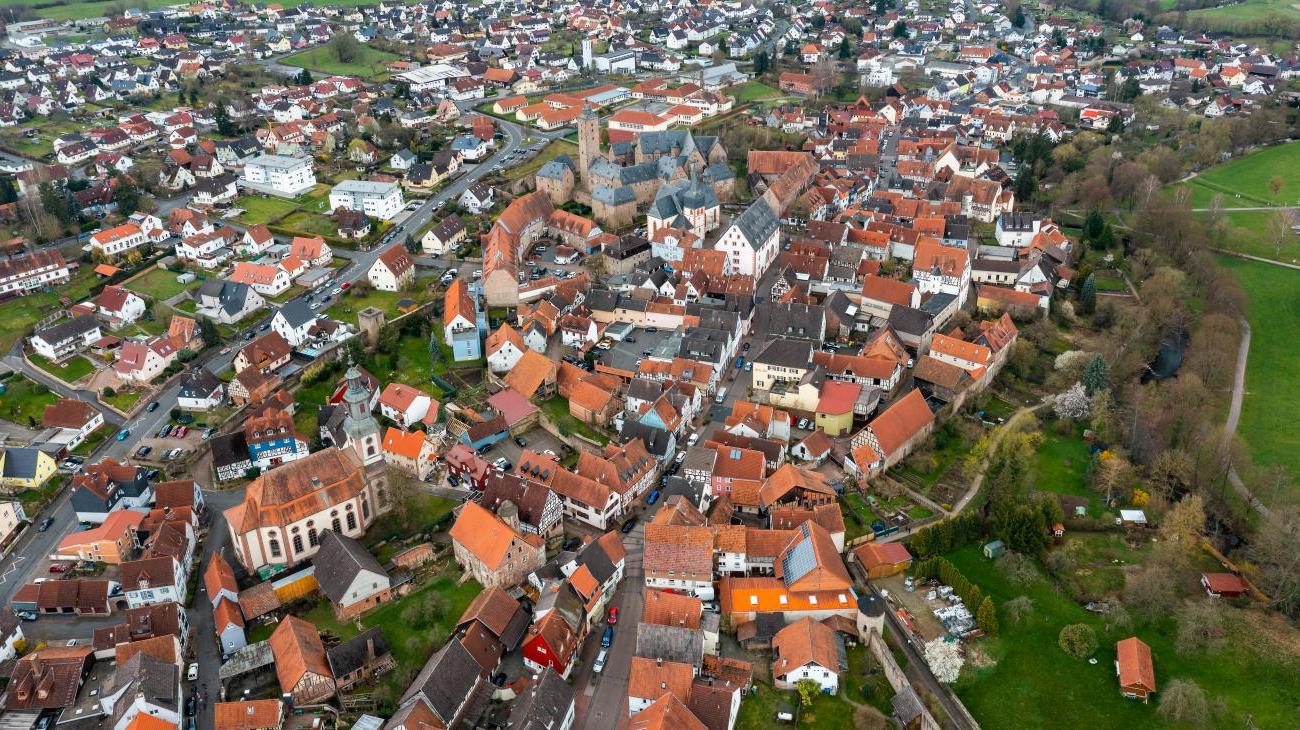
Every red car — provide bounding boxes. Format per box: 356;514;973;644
607;607;618;625
48;563;70;573
341;282;351;290
175;426;188;438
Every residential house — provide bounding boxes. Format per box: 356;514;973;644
270;616;336;705
449;502;546;589
368;245;414;292
314;530;392;620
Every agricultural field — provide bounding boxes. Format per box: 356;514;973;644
1218;257;1300;480
282;44;402;79
1185;0;1300;24
1177;140;1300;208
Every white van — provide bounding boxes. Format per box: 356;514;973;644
593;649;608;674
714;387;728;404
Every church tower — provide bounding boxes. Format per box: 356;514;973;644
577;107;600;192
341;362;382;466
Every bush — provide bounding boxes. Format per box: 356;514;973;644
1058;623;1098;659
101;387;116;397
32;383;48;395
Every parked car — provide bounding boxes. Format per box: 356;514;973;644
674;451;686;464
562;536;581;551
620;517;637;534
492;457;512;471
14;611;36;621
514;436;527;448
158;425;173;438
601;626;614;647
593;649;608;674
37;517;53;532
647;490;661;505
48;563;69;573
175;426;189;438
687;433;699;447
187;663;198;681
116;429;130;441
607;607;619;625
702;600;719;613
146;401;159;413
797;418;810;430
135;446;152;458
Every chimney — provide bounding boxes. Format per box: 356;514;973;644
366;634;376;661
656;658;663;666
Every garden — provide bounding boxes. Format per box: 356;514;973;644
28;353;94;384
282;44;402;79
0;267;100;350
0;375;58;425
123;268;201;303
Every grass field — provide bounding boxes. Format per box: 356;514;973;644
729;81;783;103
1186;0;1300;23
275;210;341;240
949;540;1300;728
123;268;199;303
102;388;142;414
282;45;402;79
233;195;299;225
1179;141;1300;208
0;267;99;351
1219;257;1300;480
1033;425;1107;515
541;396;609;445
28;353;93;383
324;280;434;327
0;376;58;425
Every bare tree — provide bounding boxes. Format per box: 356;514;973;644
1266;209;1295;259
1157;679;1222;727
1174;600;1228;654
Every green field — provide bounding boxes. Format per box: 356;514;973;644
1186;0;1300;23
123;268;199;303
0;267;100;351
282;45;402;79
1180;141;1300;208
1219;257;1300;480
102;388;142;414
729;81;783;103
949;539;1300;728
233;195;299;225
324;280;434;327
0;376;58;424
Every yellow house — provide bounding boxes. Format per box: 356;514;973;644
751;339;814;393
0;447;58;491
814;381;860;437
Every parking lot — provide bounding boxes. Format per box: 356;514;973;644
480;426;570;471
133;423;209;464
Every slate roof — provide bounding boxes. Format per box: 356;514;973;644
312;529;387;606
508;667;574;730
326;626;391;678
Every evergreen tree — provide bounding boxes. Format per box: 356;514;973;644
0;176;16;204
197;317;219;347
215;103;234;136
113;176;141;217
1014;167;1036;202
838;36;851;59
296;68;313;85
976;596;999;635
1106;113;1124;134
892;21;908;38
1079;274;1097;315
1082;209;1106;242
1081;355;1109;395
1012;6;1026;27
754;51;769;75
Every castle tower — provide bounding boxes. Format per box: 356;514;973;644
577;107;600;192
357;307;385;351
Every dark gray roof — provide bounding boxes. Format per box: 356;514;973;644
727;197;778;249
575;540;618;587
636;624;705;669
32;314;98;345
209;431;250;470
592;184;636;206
178;367;221;399
276;299;316;330
508;667;574;730
887;305;934;337
620;421;672;458
0;448;43;480
753;302;824;341
313;529;387;605
401;639;489;724
327;626;391;678
106;652;179;726
752;337;813;370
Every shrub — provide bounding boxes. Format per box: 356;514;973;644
1058;623;1098;659
32;384;48;395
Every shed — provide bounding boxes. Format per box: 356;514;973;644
1200;572;1248;598
982;540;1005;559
1118;509;1147;526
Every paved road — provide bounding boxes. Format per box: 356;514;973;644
577;509;649;729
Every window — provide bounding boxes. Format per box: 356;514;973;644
362;499;370;519
332;517;342;533
292;534;303;553
269;539;281;557
308;528;318;547
346;511;357;531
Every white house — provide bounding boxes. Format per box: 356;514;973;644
994;212;1041;247
458;180;495;214
367;245;415;292
88;222;148;257
378;383;434;428
713;197;780;279
121;556;185;609
229;262;293;297
30;315;102;361
177;368;223;411
770;618;842;694
239;154;317;197
329;179;404;221
270;300;318;347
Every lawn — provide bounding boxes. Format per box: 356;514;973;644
736;680;862;730
274;210;342;240
363;491;458;562
362;332;444;385
1187;0;1300;25
71;426;112;457
1212;209;1300;263
324;281;435;327
729;81;783;103
948;542;1300;728
504;139;578;182
282;45;403;79
1032;424;1104;515
0;266;99;350
0;376;58;424
234;195;299;225
1219;257;1300;481
28;353;93;384
102;388;143;414
123;268;199;303
12;0;173;20
541;396;609;445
